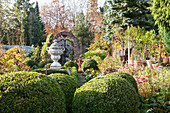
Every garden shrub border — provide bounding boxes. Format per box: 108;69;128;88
32;68;69;75
49;73;80;113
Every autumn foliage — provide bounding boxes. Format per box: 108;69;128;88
0;46;30;74
85;0;103;32
40;0;72;36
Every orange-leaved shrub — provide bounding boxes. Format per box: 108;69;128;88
0;46;30;74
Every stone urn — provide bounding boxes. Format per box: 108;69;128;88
146;60;153;69
47;39;65;70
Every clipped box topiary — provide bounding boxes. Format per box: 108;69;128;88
32;68;69;75
49;73;80;113
25;59;38;68
47;59;53;63
72;76;139;113
64;61;79;71
0;72;66;113
70;67;79;79
81;59;99;72
38;61;46;68
106;72;139;94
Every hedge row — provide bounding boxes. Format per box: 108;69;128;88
49;73;80;113
1;68;138;113
32;68;69;75
0;66;80;113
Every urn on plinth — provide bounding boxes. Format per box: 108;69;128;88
47;39;65;70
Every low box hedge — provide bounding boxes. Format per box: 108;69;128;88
32;68;69;75
49;73;80;113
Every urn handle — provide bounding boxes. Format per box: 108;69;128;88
46;47;50;52
62;47;65;51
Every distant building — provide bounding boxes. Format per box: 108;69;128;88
1;45;33;53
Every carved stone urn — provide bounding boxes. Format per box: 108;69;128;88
47;39;65;70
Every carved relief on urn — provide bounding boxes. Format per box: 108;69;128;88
47;39;65;70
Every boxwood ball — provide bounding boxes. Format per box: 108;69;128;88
81;59;99;72
72;76;139;113
106;72;139;94
0;72;66;113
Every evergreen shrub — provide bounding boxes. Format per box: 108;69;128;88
47;59;53;63
81;59;99;72
106;72;139;94
64;61;78;71
38;61;46;68
25;59;38;68
0;72;66;113
70;67;79;79
32;68;68;75
84;50;107;60
49;73;80;113
69;67;80;86
73;76;139;113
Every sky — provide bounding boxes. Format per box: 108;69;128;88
29;0;105;7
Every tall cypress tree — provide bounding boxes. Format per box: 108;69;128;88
34;1;46;46
28;1;45;46
23;0;30;45
13;0;30;45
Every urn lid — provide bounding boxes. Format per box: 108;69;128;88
49;39;64;49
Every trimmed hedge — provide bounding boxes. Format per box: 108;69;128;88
0;72;66;113
69;67;80;88
25;59;38;68
32;68;68;75
106;72;139;94
47;59;53;63
49;73;80;113
64;61;78;71
38;61;46;68
70;67;79;79
81;59;99;72
73;76;139;113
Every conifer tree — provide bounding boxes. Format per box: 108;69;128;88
35;1;46;46
28;1;45;46
13;0;30;45
72;11;94;53
102;0;151;42
148;0;170;54
0;0;14;44
0;0;45;46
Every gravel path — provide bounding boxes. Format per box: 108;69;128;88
78;73;86;86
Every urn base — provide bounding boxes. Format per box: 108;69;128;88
50;62;62;70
